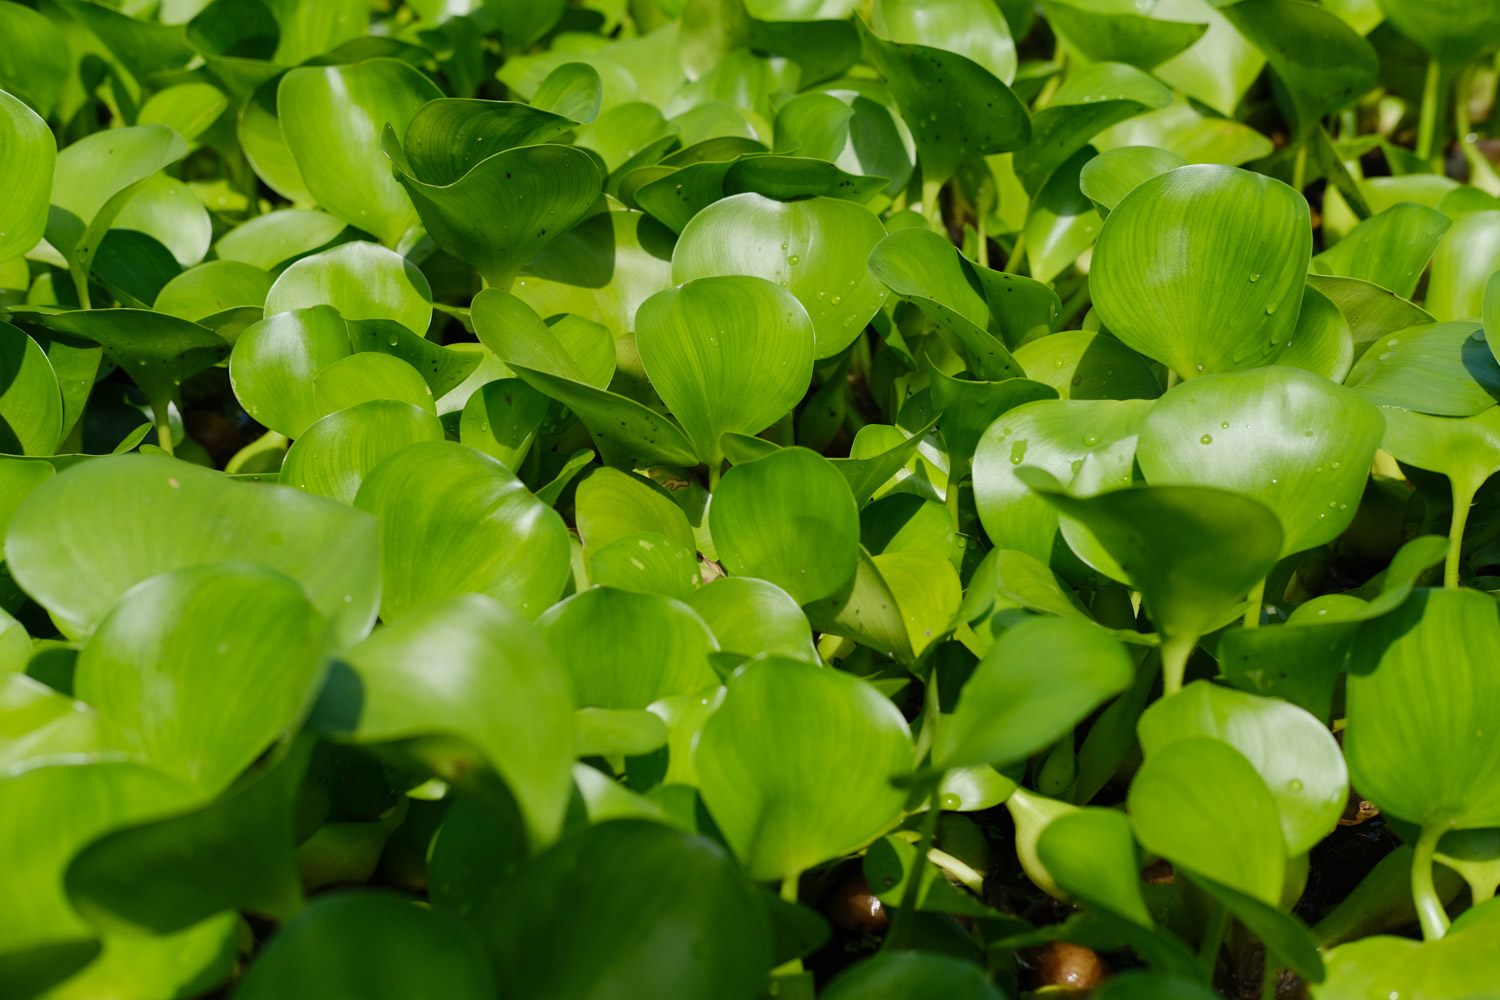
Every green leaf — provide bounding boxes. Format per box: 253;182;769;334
972;398;1152;562
872;0;1016;84
0;762;193;951
1128;736;1287;904
538;587;718;708
1426;210;1500;322
1036;807;1154;925
1079;145;1187;217
41;912;238;1000
278;59;442;246
1345;587;1500;830
1280;283;1355;381
46;125;188;299
76;562;326;796
16;308;229;424
711;447;860;605
1312;202;1451;299
476;820;772;1000
1374;0;1500;65
1012;330;1161;400
65;741;310;935
230;306;356;438
929;369;1057;469
1014;63;1172;197
1021;471;1282;692
280;399;444;504
353;441;570;620
576;467;697;556
1313;900;1500;998
937;617;1133;770
235;893;495;1000
1040;0;1208;69
212;209;346;272
154;260;273;326
532;62;603;123
868;227;1057;378
459;378;549;470
1305;273;1435;357
1139;681;1346;854
1344;321;1499;416
6;454;380;645
0;90;55;265
0;5;68;119
265;242;433;338
312;352;434;417
687;577;819;663
671;193;887;359
1091;164;1310;379
636;275;814;465
323;594;575;847
1216;0;1377;136
1024;145;1103;285
1186;873;1325;983
0;323;63;456
385;111;601;289
1135;366;1384;556
821;952;1004;999
695;655;912;880
855;19;1030;186
472;289;698;468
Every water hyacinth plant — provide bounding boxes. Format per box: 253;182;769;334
4;0;1500;997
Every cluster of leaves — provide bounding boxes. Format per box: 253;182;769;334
5;0;1500;997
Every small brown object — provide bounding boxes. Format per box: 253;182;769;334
1338;791;1380;826
1141;859;1175;884
1029;941;1107;991
825;870;888;934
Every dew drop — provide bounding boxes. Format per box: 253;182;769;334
787;255;800;265
1220;421;1229;429
1082;433;1099;446
1287;778;1304;791
1200;434;1213;444
387;333;399;346
1249;273;1261;282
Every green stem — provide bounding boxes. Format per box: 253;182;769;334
1002;229;1027;274
68;260;92;311
1446;482;1476;588
976;212;989;268
927;847;985;894
1291;140;1308;193
150;397;174;457
1243;578;1266;630
708;458;722;493
1261;950;1278;1000
945;462;963;532
1413;823;1452;940
1416;58;1446;166
922;178;943;231
1198;901;1228;979
883;783;943;952
1161;633;1196;697
774;871;806;975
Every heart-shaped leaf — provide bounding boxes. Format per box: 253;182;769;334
636;275;814;468
279;399;444;504
1091;164;1310;379
937;617;1133;770
1135;366;1385;556
0;322;63;456
321;594;575;846
1128;736;1287;904
711;447;860;604
1139;681;1347;854
76;561;327;796
6;454;380;644
265;242;433;337
672;193;888;359
278;58;442;246
538;587;718;708
353;440;570;620
695;655;912;880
